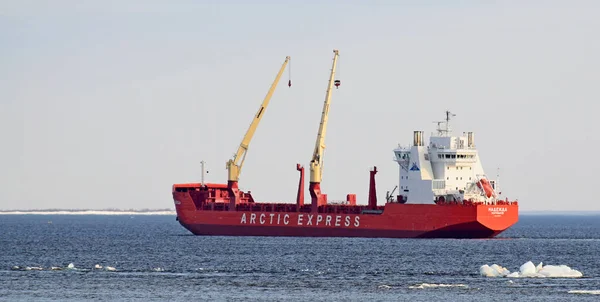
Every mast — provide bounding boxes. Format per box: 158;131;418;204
309;49;340;212
435;110;456;136
444;110;456;135
200;160;206;186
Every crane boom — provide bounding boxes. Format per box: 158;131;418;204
309;49;339;183
226;56;290;182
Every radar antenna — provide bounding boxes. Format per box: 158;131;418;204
435;110;456;136
433;121;445;136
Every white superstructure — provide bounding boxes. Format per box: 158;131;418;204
393;111;499;205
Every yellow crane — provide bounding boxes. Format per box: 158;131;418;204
226;56;290;209
309;49;340;211
226;56;290;182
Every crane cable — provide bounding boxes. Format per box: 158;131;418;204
336;55;341;89
288;57;292;87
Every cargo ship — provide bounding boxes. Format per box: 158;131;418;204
172;50;518;238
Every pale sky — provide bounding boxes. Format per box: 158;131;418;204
1;0;599;211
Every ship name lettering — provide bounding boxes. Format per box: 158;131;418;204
241;213;361;228
488;207;507;216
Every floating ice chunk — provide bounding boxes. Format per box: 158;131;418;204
518;261;539;277
536;262;543;272
25;266;43;270
479;265;494;277
67;263;75;269
104;266;116;271
491;264;510;276
480;261;583;278
94;264;102;269
409;283;468;289
568;290;600;295
479;264;510;277
538;265;583;278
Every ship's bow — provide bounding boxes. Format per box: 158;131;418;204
172;184;202;234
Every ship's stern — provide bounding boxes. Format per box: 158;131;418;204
476;202;519;237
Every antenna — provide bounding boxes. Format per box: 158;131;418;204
445;110;456;123
443;110;456;135
496;167;501;197
432;121;444;136
200;161;206;186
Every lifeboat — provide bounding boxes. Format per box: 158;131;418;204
476;178;495;198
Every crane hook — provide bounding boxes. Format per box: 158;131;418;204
288;57;292;87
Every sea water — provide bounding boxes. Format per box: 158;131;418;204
1;214;599;301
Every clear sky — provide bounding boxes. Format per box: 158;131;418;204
1;0;599;211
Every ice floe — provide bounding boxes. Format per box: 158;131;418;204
409;283;468;289
568;290;600;295
480;261;583;278
9;262;118;272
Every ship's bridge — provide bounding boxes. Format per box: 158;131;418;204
393;113;500;205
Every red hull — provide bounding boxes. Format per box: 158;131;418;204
172;184;519;239
178;222;505;239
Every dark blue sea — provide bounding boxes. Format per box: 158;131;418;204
1;214;599;301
